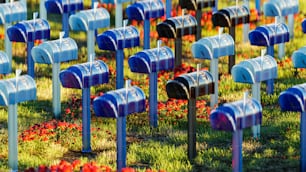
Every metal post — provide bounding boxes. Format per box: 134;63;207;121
166;0;171;18
116;3;123;28
8;104;18;171
288;14;294;39
232;129;243;172
267;46;274;57
175;37;182;67
213;0;218;12
196;9;202;41
144;19;150;49
149;72;158;127
278;16;285;59
252;83;261;138
40;0;47;19
243;0;250;43
87;30;95;62
117;116;126;171
27;41;35;78
82;88;91;152
52;63;61;118
62;13;69;38
255;0;260;15
210;58;218;108
301;111;306;172
116;49;124;89
188;98;197;161
229;26;236;74
5;23;12;72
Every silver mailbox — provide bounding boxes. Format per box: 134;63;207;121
263;0;299;16
292;46;306;68
0;1;27;24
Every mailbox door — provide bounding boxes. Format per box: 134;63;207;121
292;47;306;68
279;83;306;112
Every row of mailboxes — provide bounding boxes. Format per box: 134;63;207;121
45;0;83;14
279;83;306;112
249;23;289;46
0;75;36;106
0;51;9;74
157;15;197;38
292;47;306;69
7;19;50;43
0;1;27;24
263;0;299;16
212;5;249;27
69;8;110;31
179;0;215;10
210;98;262;132
126;0;164;21
166;70;214;99
231;55;278;84
93;86;146;118
303;19;306;33
128;46;174;73
97;26;140;51
191;33;235;59
59;60;109;89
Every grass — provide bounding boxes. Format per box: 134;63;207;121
0;0;306;171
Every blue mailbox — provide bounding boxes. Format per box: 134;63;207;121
302;19;306;33
0;1;27;24
100;0;130;3
32;37;78;118
279;83;306;171
166;70;214;160
210;97;262;172
292;47;306;69
0;74;36;171
0;51;9;74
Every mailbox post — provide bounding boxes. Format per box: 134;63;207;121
0;51;9;74
59;60;109;152
126;0;164;49
7;16;51;78
279;83;306;171
302;19;306;33
0;1;27;73
129;42;174;127
0;74;37;171
69;7;110;61
157;15;197;67
191;32;234;107
93;85;146;171
45;0;84;38
179;0;216;40
32;35;78;119
232;54;277;138
210;95;262;172
166;69;214;161
212;5;250;73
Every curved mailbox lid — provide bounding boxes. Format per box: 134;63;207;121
45;0;84;14
0;75;37;106
279;83;306;112
302;19;306;33
166;70;214;99
69;8;110;31
191;33;235;59
212;5;249;27
0;51;9;74
249;23;289;46
210;98;262;132
31;37;78;64
0;1;27;24
157;15;197;38
128;46;174;73
100;0;130;3
263;0;299;16
126;0;164;21
7;19;50;43
97;26;140;51
93;86;146;118
179;0;215;11
59;60;109;89
292;46;306;68
231;55;277;84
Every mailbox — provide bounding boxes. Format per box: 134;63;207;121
7;19;50;43
263;0;299;16
0;51;9;74
69;8;110;31
231;55;277;84
303;19;306;33
128;46;174;73
292;46;306;68
166;70;214;99
191;33;235;59
100;0;130;3
45;0;83;14
179;0;215;10
0;75;37;106
249;23;289;46
279;83;306;112
59;60;109;89
126;0;164;20
212;5;249;27
97;26;140;51
31;37;78;64
0;1;27;24
210;98;262;131
156;15;197;38
93;86;146;118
